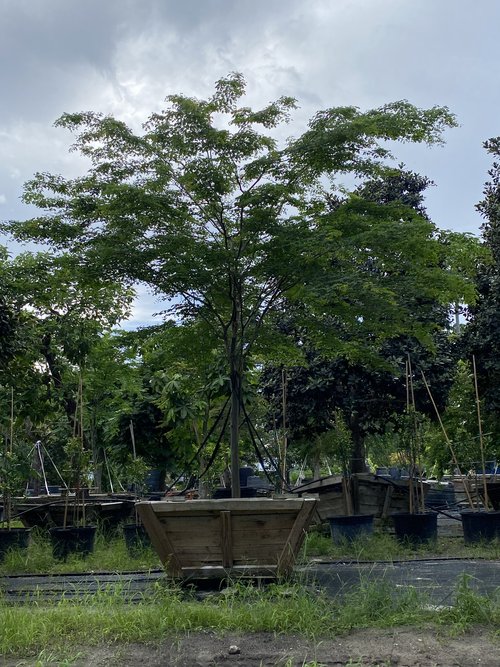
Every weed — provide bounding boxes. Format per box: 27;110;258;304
436;573;500;633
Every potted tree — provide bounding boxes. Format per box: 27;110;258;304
326;410;375;544
459;357;500;543
49;435;97;560
121;454;151;556
391;362;437;545
7;75;461;578
0;437;33;560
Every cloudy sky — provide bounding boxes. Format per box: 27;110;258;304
1;0;499;326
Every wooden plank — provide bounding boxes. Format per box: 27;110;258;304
233;529;293;544
381;485;393;519
179;565;279;580
137;498;308;513
230;515;296;531
220;510;233;568
137;502;183;577
277;498;317;576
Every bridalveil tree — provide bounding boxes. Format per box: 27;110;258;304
4;74;466;495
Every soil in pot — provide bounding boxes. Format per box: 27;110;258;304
460;509;500;544
0;528;31;560
392;511;437;545
123;523;151;556
327;514;374;545
49;525;97;561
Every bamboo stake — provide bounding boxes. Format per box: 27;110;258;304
421;371;475;508
407;356;425;513
281;368;287;493
4;388;15;528
9;387;14;455
472;355;490;511
129;420;137;459
129;420;139;525
80;375;86;527
405;361;414;515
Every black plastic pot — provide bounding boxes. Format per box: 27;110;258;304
460;510;500;544
392;512;437;545
123;523;151;556
0;528;31;560
327;514;374;545
49;525;97;561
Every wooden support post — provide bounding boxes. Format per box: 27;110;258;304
220;510;233;568
351;475;360;515
381;484;393;519
277;499;317;576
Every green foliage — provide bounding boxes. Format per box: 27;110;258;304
120;455;149;495
62;437;92;488
0;440;33;497
425;360;495;475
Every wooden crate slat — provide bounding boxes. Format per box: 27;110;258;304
220;510;233;568
144;499;309;513
277;498;318;575
137;503;183;577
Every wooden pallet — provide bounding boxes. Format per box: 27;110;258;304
137;497;317;579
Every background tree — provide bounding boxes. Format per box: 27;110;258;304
261;168;476;474
0;251;132;490
464;137;500;448
4;74;463;495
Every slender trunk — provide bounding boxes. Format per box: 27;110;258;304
41;333;78;433
230;365;241;498
349;416;366;474
312;452;321;480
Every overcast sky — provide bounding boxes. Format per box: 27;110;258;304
1;0;499;326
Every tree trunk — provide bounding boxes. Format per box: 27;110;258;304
41;332;78;433
230;366;241;498
349;416;366;474
312;452;321;480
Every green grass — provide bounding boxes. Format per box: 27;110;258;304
301;529;500;562
2;525;500;577
0;528;161;575
2;526;500;577
0;575;499;657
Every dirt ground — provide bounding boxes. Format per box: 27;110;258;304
5;627;499;666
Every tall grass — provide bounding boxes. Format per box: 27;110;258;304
0;528;161;575
301;530;500;562
1;575;499;657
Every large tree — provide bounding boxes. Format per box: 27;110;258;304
4;74;465;495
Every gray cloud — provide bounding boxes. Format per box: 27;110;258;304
1;0;499;324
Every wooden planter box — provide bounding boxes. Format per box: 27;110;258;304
137;497;317;580
292;473;428;522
